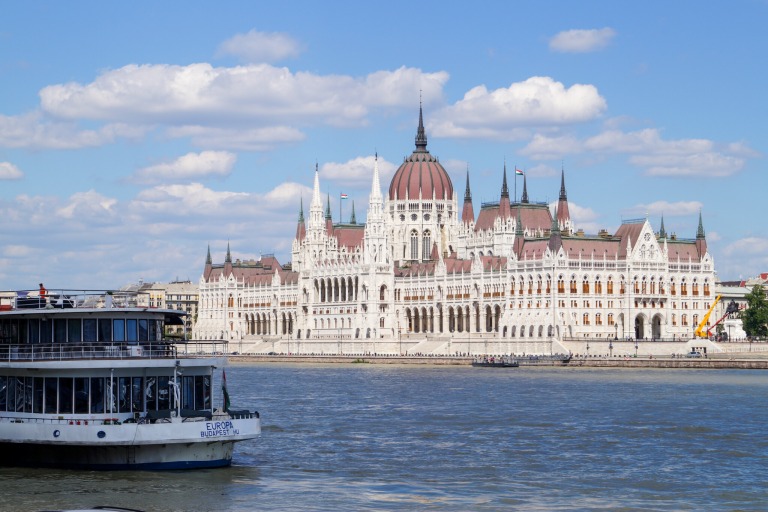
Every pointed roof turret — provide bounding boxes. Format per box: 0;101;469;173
659;215;667;238
695;210;707;258
325;194;332;220
548;206;562;252
371;152;382;200
556;167;572;234
206;244;212;265
295;198;306;241
325;194;334;235
225;241;232;263
499;163;511;218
461;169;475;225
521;174;529;204
350;201;357;225
415;100;428;153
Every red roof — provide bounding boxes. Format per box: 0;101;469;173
389;151;453;201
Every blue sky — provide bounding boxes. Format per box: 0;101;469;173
1;1;765;290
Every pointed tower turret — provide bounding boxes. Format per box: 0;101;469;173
295;198;306;241
224;241;233;276
499;163;511;219
350;201;357;225
556;167;572;235
461;169;475;224
364;153;388;264
695;210;707;257
658;215;667;239
521;174;529;204
415;101;428;153
308;162;324;232
548;205;562;253
325;193;333;235
204;244;212;278
513;207;525;257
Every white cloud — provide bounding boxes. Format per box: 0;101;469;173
216;30;303;63
432;77;606;139
724;237;768;257
166;125;305;150
624;201;703;217
523;127;749;177
549;28;616;53
321;155;397;188
56;190;118;220
39;63;447;126
0;111;147;150
132;151;236;184
0;161;23;179
131;183;251;216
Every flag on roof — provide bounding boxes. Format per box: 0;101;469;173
340;193;348;199
515;168;524;176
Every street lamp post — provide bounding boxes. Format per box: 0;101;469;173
609;341;613;358
635;339;638;358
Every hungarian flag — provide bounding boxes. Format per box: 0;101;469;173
222;370;231;412
340;193;348;199
515;168;524;176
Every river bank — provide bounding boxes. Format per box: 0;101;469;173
229;353;768;369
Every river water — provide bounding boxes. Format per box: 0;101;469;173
2;364;767;511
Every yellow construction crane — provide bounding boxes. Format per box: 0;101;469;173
694;294;722;339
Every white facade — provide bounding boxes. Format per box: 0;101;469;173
193;111;717;354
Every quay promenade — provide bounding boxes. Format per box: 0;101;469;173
230;353;768;369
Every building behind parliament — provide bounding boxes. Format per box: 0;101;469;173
192;108;717;355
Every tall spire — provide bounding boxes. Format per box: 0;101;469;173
312;162;322;206
501;162;509;199
206;244;212;265
696;210;706;238
350;201;357;224
521;174;529;204
295;198;306;241
415;100;428;153
499;162;511;218
225;241;232;263
556;167;572;234
659;214;667;238
462;168;475;224
695;210;707;258
325;193;332;220
559;166;568;200
325;193;334;235
370;152;382;200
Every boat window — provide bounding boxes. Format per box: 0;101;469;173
150;320;159;341
126;319;138;342
24;377;33;413
132;377;144;412
194;375;210;410
33;377;43;413
113;319;125;342
0;376;6;410
28;319;40;343
59;377;73;415
118;377;131;412
44;378;57;414
5;377;15;411
18;320;28;345
54;319;67;343
40;319;52;343
75;377;89;414
145;377;157;411
68;319;82;343
138;319;149;341
98;319;112;342
90;377;105;414
158;376;170;409
182;376;195;410
83;319;97;342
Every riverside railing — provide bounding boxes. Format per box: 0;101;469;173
0;342;178;362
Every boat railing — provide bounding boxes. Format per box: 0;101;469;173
1;288;156;311
0;342;179;362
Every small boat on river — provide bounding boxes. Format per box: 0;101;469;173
472;356;520;368
0;288;260;470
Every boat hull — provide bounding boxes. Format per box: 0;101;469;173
0;440;235;470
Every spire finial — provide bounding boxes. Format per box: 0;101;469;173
464;166;472;201
697;210;705;239
501;161;509;199
298;197;305;223
559;166;567;200
521;174;529;203
415;101;428;152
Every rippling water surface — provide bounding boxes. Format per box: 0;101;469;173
3;365;767;511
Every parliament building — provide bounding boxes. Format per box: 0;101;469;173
192;108;717;355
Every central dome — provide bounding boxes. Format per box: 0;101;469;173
388;108;454;201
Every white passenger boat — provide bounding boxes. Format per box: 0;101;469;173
0;288;260;470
